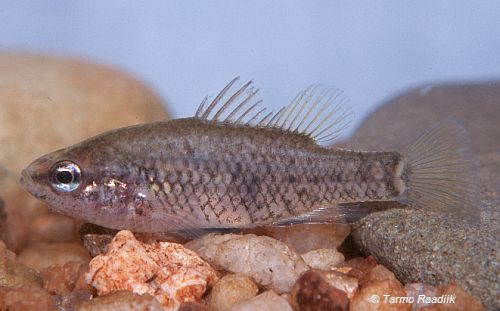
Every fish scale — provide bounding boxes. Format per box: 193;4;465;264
125;137;402;229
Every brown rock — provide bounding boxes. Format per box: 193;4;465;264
18;242;90;271
0;52;169;252
421;283;486;311
52;290;93;311
232;290;292;311
350;279;410;311
185;233;308;293
208;274;258;311
86;230;218;309
0;284;56;311
0;239;42;288
29;214;79;244
258;223;351;253
75;291;164;311
40;261;90;295
290;270;349;311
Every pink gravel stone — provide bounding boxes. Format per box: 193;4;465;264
86;230;218;310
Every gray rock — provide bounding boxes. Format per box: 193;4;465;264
348;81;500;310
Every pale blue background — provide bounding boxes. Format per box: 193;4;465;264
1;1;499;136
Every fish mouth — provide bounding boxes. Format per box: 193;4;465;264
19;167;48;200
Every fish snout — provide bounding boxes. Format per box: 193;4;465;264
20;168;34;187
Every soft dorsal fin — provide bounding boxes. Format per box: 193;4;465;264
194;77;353;144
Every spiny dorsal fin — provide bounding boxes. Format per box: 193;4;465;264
194;77;353;144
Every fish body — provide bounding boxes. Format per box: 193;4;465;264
20;78;475;237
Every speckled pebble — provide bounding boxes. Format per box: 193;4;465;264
259;223;350;253
231;290;293;311
320;270;358;299
363;264;401;285
185;233;308;293
75;291;164;311
301;248;345;270
86;230;218;310
208;274;258;311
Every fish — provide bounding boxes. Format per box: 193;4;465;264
19;77;477;238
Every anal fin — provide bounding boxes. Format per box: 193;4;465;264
174;227;241;239
271;203;370;227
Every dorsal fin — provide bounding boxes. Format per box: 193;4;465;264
194;77;353;144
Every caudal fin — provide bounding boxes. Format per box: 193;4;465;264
402;118;478;221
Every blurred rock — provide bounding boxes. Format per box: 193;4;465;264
40;261;90;295
290;270;349;311
185;233;308;293
52;290;93;311
29;214;79;244
320;270;358;299
0;52;169;252
179;302;210;311
208;274;258;311
0;239;42;288
348;82;500;310
350;279;410;311
231;290;292;311
0;284;56;311
257;223;350;253
86;230;217;309
75;291;164;311
0;198;6;242
18;242;90;271
422;283;486;311
405;283;437;310
301;248;345;270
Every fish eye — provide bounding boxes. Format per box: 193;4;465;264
50;161;81;192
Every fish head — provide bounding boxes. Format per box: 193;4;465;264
19;144;139;229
